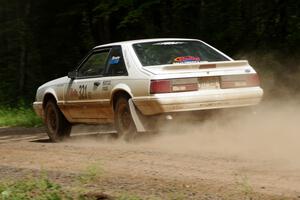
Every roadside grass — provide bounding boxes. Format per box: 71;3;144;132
0;106;42;127
234;175;255;200
0;164;105;200
0;162;187;200
77;162;104;185
0;166;145;200
0;175;71;200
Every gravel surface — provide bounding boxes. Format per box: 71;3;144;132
0;126;299;199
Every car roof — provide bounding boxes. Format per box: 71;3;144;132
93;38;200;49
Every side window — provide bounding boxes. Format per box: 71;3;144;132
77;50;110;77
105;46;128;76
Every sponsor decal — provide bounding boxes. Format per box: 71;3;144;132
68;88;78;98
109;56;120;64
102;86;108;91
173;56;201;63
103;80;111;86
102;80;111;91
153;42;185;45
79;85;88;99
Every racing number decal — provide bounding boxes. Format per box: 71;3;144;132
79;85;88;99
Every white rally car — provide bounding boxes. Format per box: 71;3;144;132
33;38;263;141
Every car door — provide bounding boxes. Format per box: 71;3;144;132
100;45;129;99
65;48;111;122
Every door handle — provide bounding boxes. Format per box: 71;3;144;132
94;81;100;87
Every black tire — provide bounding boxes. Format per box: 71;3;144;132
114;97;137;141
44;100;71;142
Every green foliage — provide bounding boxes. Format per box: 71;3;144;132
235;175;255;199
0;167;103;200
0;163;155;200
77;162;104;184
0;105;42;127
0;176;68;200
0;0;300;105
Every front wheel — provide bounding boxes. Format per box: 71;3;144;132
114;97;137;141
45;100;71;142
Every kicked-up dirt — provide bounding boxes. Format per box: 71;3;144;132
0;100;300;199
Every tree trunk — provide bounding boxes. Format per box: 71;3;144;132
18;0;31;97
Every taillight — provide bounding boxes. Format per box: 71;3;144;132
221;74;260;89
246;74;260;87
150;80;171;94
150;78;198;94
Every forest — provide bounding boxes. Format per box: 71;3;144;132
0;0;300;105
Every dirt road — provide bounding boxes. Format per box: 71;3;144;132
0;102;300;199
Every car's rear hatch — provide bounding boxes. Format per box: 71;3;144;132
145;60;261;94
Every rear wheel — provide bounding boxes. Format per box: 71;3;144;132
114;97;137;141
45;100;71;142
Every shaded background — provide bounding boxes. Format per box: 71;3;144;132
0;0;299;105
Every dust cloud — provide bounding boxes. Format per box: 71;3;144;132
138;100;300;168
70;53;300;169
136;50;300;169
70;100;300;170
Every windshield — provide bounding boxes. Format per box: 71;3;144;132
132;40;230;66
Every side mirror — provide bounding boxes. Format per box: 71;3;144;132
68;71;77;79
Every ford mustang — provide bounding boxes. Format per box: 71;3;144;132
33;38;263;141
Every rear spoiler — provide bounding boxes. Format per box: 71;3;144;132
148;60;250;71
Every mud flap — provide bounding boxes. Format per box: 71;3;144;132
128;99;146;132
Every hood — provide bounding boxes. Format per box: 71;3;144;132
40;76;69;89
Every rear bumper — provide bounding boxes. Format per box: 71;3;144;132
132;87;263;115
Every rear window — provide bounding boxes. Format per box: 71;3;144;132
132;41;229;66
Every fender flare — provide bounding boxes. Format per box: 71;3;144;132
110;83;133;106
42;88;59;107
